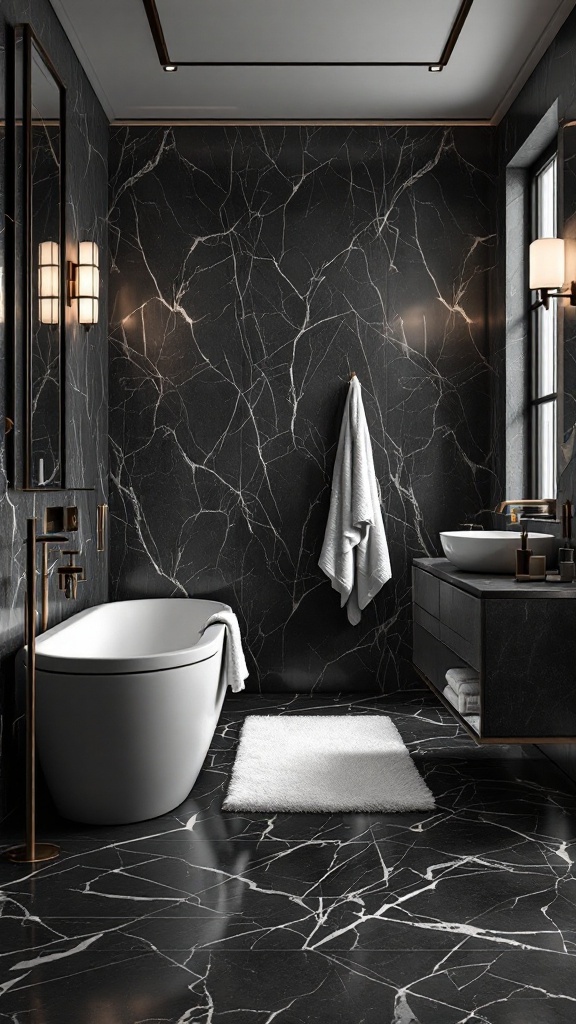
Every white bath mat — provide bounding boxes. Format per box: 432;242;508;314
223;715;435;813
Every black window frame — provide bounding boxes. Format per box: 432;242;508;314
529;142;558;500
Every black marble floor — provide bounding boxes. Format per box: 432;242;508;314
1;692;576;1023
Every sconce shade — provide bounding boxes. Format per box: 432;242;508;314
77;241;99;325
38;241;59;325
529;237;565;290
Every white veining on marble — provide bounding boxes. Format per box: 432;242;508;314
108;126;497;695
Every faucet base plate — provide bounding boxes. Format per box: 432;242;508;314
4;842;60;863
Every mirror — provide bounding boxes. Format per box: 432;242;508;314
11;26;65;489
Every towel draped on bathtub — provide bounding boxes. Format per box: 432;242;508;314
201;608;248;693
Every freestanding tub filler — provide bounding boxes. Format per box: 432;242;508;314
31;598;228;824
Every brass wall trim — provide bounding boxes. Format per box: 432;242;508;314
142;0;473;68
97;503;108;553
13;487;96;492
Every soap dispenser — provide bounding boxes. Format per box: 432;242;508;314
559;499;574;572
515;526;532;577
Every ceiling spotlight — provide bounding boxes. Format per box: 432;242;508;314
428;65;443;72
163;64;177;72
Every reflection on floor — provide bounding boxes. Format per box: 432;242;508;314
1;692;576;1023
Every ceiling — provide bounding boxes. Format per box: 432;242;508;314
49;0;576;124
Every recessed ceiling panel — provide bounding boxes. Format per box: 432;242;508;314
157;0;461;64
49;0;576;122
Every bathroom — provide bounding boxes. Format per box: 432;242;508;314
1;0;576;1019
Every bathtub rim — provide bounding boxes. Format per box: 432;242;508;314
31;597;230;675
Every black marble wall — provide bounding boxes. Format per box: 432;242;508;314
109;126;497;694
0;0;109;819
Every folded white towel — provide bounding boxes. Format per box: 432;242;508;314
443;685;480;730
445;667;480;713
445;667;480;697
319;377;391;625
201;609;248;693
448;679;480;700
447;687;480;715
440;667;477;692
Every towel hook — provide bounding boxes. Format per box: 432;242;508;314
349;371;357;381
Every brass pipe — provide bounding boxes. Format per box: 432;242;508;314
25;516;36;861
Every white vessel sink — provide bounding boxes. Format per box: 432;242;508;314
440;530;557;574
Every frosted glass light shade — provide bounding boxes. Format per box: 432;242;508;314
529;237;565;290
77;241;99;324
38;241;59;325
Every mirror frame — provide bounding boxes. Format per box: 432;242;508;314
8;24;67;490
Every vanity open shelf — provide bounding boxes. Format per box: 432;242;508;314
413;558;576;744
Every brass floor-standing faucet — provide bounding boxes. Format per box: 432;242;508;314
5;518;69;864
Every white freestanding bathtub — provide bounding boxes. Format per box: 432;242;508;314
32;598;229;825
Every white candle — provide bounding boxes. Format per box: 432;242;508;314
38;458;45;486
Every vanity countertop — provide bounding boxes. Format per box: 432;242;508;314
414;557;576;599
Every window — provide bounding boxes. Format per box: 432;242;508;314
530;150;558;499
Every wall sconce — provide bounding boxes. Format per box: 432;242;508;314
529;237;576;310
38;241;59;325
67;241;99;327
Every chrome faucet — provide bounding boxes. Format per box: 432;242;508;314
495;498;557;518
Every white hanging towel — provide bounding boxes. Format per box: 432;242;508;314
200;608;248;693
319;376;392;625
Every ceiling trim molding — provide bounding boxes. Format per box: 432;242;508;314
111;118;494;127
142;0;473;68
489;0;576;124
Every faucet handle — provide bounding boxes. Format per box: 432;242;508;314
60;550;82;570
57;549;86;598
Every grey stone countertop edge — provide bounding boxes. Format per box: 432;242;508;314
413;557;576;598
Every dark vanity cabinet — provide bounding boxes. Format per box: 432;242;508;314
412;558;576;742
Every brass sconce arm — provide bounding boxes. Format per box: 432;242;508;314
529;238;576;311
531;280;576;311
